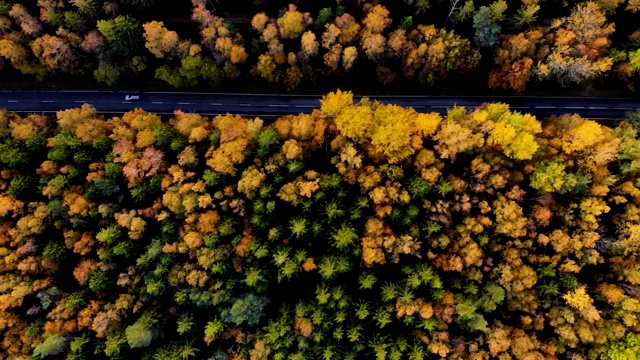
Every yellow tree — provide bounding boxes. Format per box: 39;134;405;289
31;35;75;73
277;4;306;39
143;21;181;59
535;2;614;86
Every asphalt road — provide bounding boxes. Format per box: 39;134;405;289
0;91;639;120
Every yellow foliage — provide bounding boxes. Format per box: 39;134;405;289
433;120;484;160
488;122;518;147
281;139;303;160
183;231;203;249
294;317;313;337
63;188;94;217
361;236;386;267
277;182;302;205
173;111;207;137
320;89;353;117
415;112;442;137
123;108;161;131
505;131;539;160
369;104;417;163
277;4;304;39
136;129;156;148
562;119;604;154
251;13;269;32
297;178;319;198
10;121;38;141
205;138;248;176
493;195;527;238
237;166;266;199
213;114;248;143
0;195;22;218
57;104;97;132
579;197;610;228
198;210;220;234
335;105;374;142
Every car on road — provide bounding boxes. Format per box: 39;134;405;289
125;95;140;101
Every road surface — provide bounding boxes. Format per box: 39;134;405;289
0;91;638;120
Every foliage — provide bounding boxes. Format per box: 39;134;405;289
0;97;639;359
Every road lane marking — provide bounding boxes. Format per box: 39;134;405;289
178;102;190;105
294;105;316;108
511;106;531;109
74;100;90;103
535;106;556;109
615;107;634;110
588;107;606;109
268;104;288;107
211;103;223;106
42;100;53;103
239;103;251;106
151;101;164;104
7;100;17;103
563;106;584;109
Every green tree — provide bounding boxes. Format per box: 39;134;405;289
221;293;270;326
97;15;142;58
473;2;506;47
33;333;68;358
125;311;159;349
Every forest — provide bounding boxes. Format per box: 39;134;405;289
0;0;639;93
1;91;640;359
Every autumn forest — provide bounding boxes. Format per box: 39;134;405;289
4;0;640;359
0;0;640;93
0;90;639;359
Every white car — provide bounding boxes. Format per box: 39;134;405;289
125;95;140;101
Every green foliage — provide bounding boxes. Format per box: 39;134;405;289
358;272;377;290
87;271;111;292
42;241;67;262
97;15;142;58
202;169;223;187
324;200;344;221
176;313;195;335
256;128;280;157
0;140;29;167
33;333;68;358
407;176;430;199
65;291;88;311
104;330;127;357
125;312;159;349
0;1;11;15
317;255;351;279
245;267;268;292
331;223;358;249
8;175;33;198
287;160;305;174
68;334;90;355
400;16;413;31
603;333;640;360
130;174;162;203
630;49;640;73
155;55;223;89
316;8;333;27
289;217;308;238
435;178;454;197
96;225;121;244
473;5;502;47
221;293;269;326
